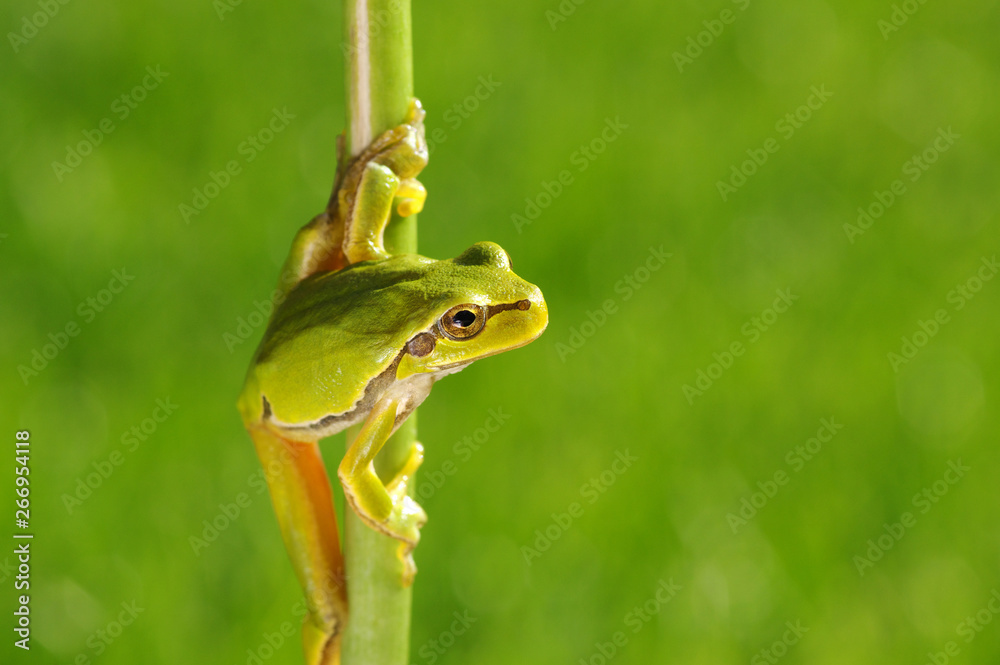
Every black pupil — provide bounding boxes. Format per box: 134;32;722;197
452;310;476;328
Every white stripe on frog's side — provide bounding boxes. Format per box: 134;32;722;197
264;346;406;438
264;347;469;441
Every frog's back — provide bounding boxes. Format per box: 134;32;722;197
241;255;443;428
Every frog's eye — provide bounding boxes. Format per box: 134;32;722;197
439;304;486;340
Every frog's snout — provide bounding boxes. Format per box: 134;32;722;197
521;285;549;340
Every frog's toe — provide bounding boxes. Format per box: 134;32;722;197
395;177;426;217
391;497;425;587
400;495;428;532
398;545;419;587
385;494;426;545
396;196;424;218
404;97;426;126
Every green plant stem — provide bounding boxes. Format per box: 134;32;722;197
340;0;417;663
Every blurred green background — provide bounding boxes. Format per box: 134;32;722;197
2;0;999;663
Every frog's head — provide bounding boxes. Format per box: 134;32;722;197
397;242;548;377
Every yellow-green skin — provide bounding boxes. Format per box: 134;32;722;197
238;242;547;434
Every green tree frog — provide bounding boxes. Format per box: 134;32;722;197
237;100;548;665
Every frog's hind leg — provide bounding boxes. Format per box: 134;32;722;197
274;213;348;300
248;423;348;665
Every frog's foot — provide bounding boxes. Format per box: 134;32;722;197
391;98;429;180
349;98;427;184
338;398;428;585
385;441;428;586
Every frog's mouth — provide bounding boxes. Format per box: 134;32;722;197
427;360;473;375
427;316;548;372
427;333;543;372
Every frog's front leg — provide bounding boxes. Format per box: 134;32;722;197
338;397;427;585
273;99;428;295
340;99;428;264
247;423;348;665
341;163;404;264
